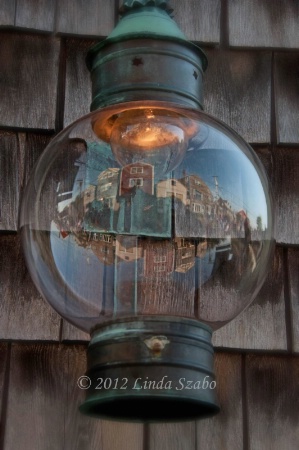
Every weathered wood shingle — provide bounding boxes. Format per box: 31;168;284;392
149;422;195;450
0;343;9;418
4;344;70;450
275;53;299;145
19;133;53;192
228;0;299;48
213;247;287;350
271;148;299;245
203;49;271;143
0;235;61;340
172;0;221;44
3;344;144;450
64;39;94;127
0;0;15;26
15;0;56;33
288;249;299;353
99;421;144;450
0;132;19;231
61;321;89;342
0;133;52;231
56;0;115;37
0;33;60;130
196;353;243;449
246;355;299;450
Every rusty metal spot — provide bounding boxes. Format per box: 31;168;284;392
132;57;143;66
144;335;170;357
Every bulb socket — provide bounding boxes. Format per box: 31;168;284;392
88;38;205;111
80;316;219;422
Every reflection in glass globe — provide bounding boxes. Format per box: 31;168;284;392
93;107;198;178
20;102;274;333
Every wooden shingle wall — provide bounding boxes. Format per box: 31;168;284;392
0;1;298;449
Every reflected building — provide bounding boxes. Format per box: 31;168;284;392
116;235;143;262
73;229;90;247
143;239;175;277
96;168;120;208
235;209;247;238
215;198;234;221
180;174;214;216
60;148;259;242
174;238;196;273
120;163;154;196
156;178;187;204
196;239;208;258
72;230;116;265
214;197;235;236
83;184;96;208
90;233;116;265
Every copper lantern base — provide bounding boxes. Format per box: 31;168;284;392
80;316;219;422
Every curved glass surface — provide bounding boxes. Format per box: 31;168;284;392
20;102;274;332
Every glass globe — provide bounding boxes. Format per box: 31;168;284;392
20;101;274;334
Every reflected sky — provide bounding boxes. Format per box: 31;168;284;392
175;145;268;228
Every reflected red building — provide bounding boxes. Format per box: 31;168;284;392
143;240;175;277
119;163;154;196
90;234;116;265
116;235;143;262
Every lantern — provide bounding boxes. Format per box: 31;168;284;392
20;0;274;422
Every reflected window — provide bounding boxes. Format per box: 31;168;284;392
193;203;204;213
103;198;115;208
193;189;202;200
101;183;112;191
99;234;112;243
154;256;167;263
130;167;144;174
119;244;134;253
154;264;166;272
182;251;193;258
129;178;143;187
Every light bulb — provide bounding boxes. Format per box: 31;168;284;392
20;101;274;421
92;106;198;177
